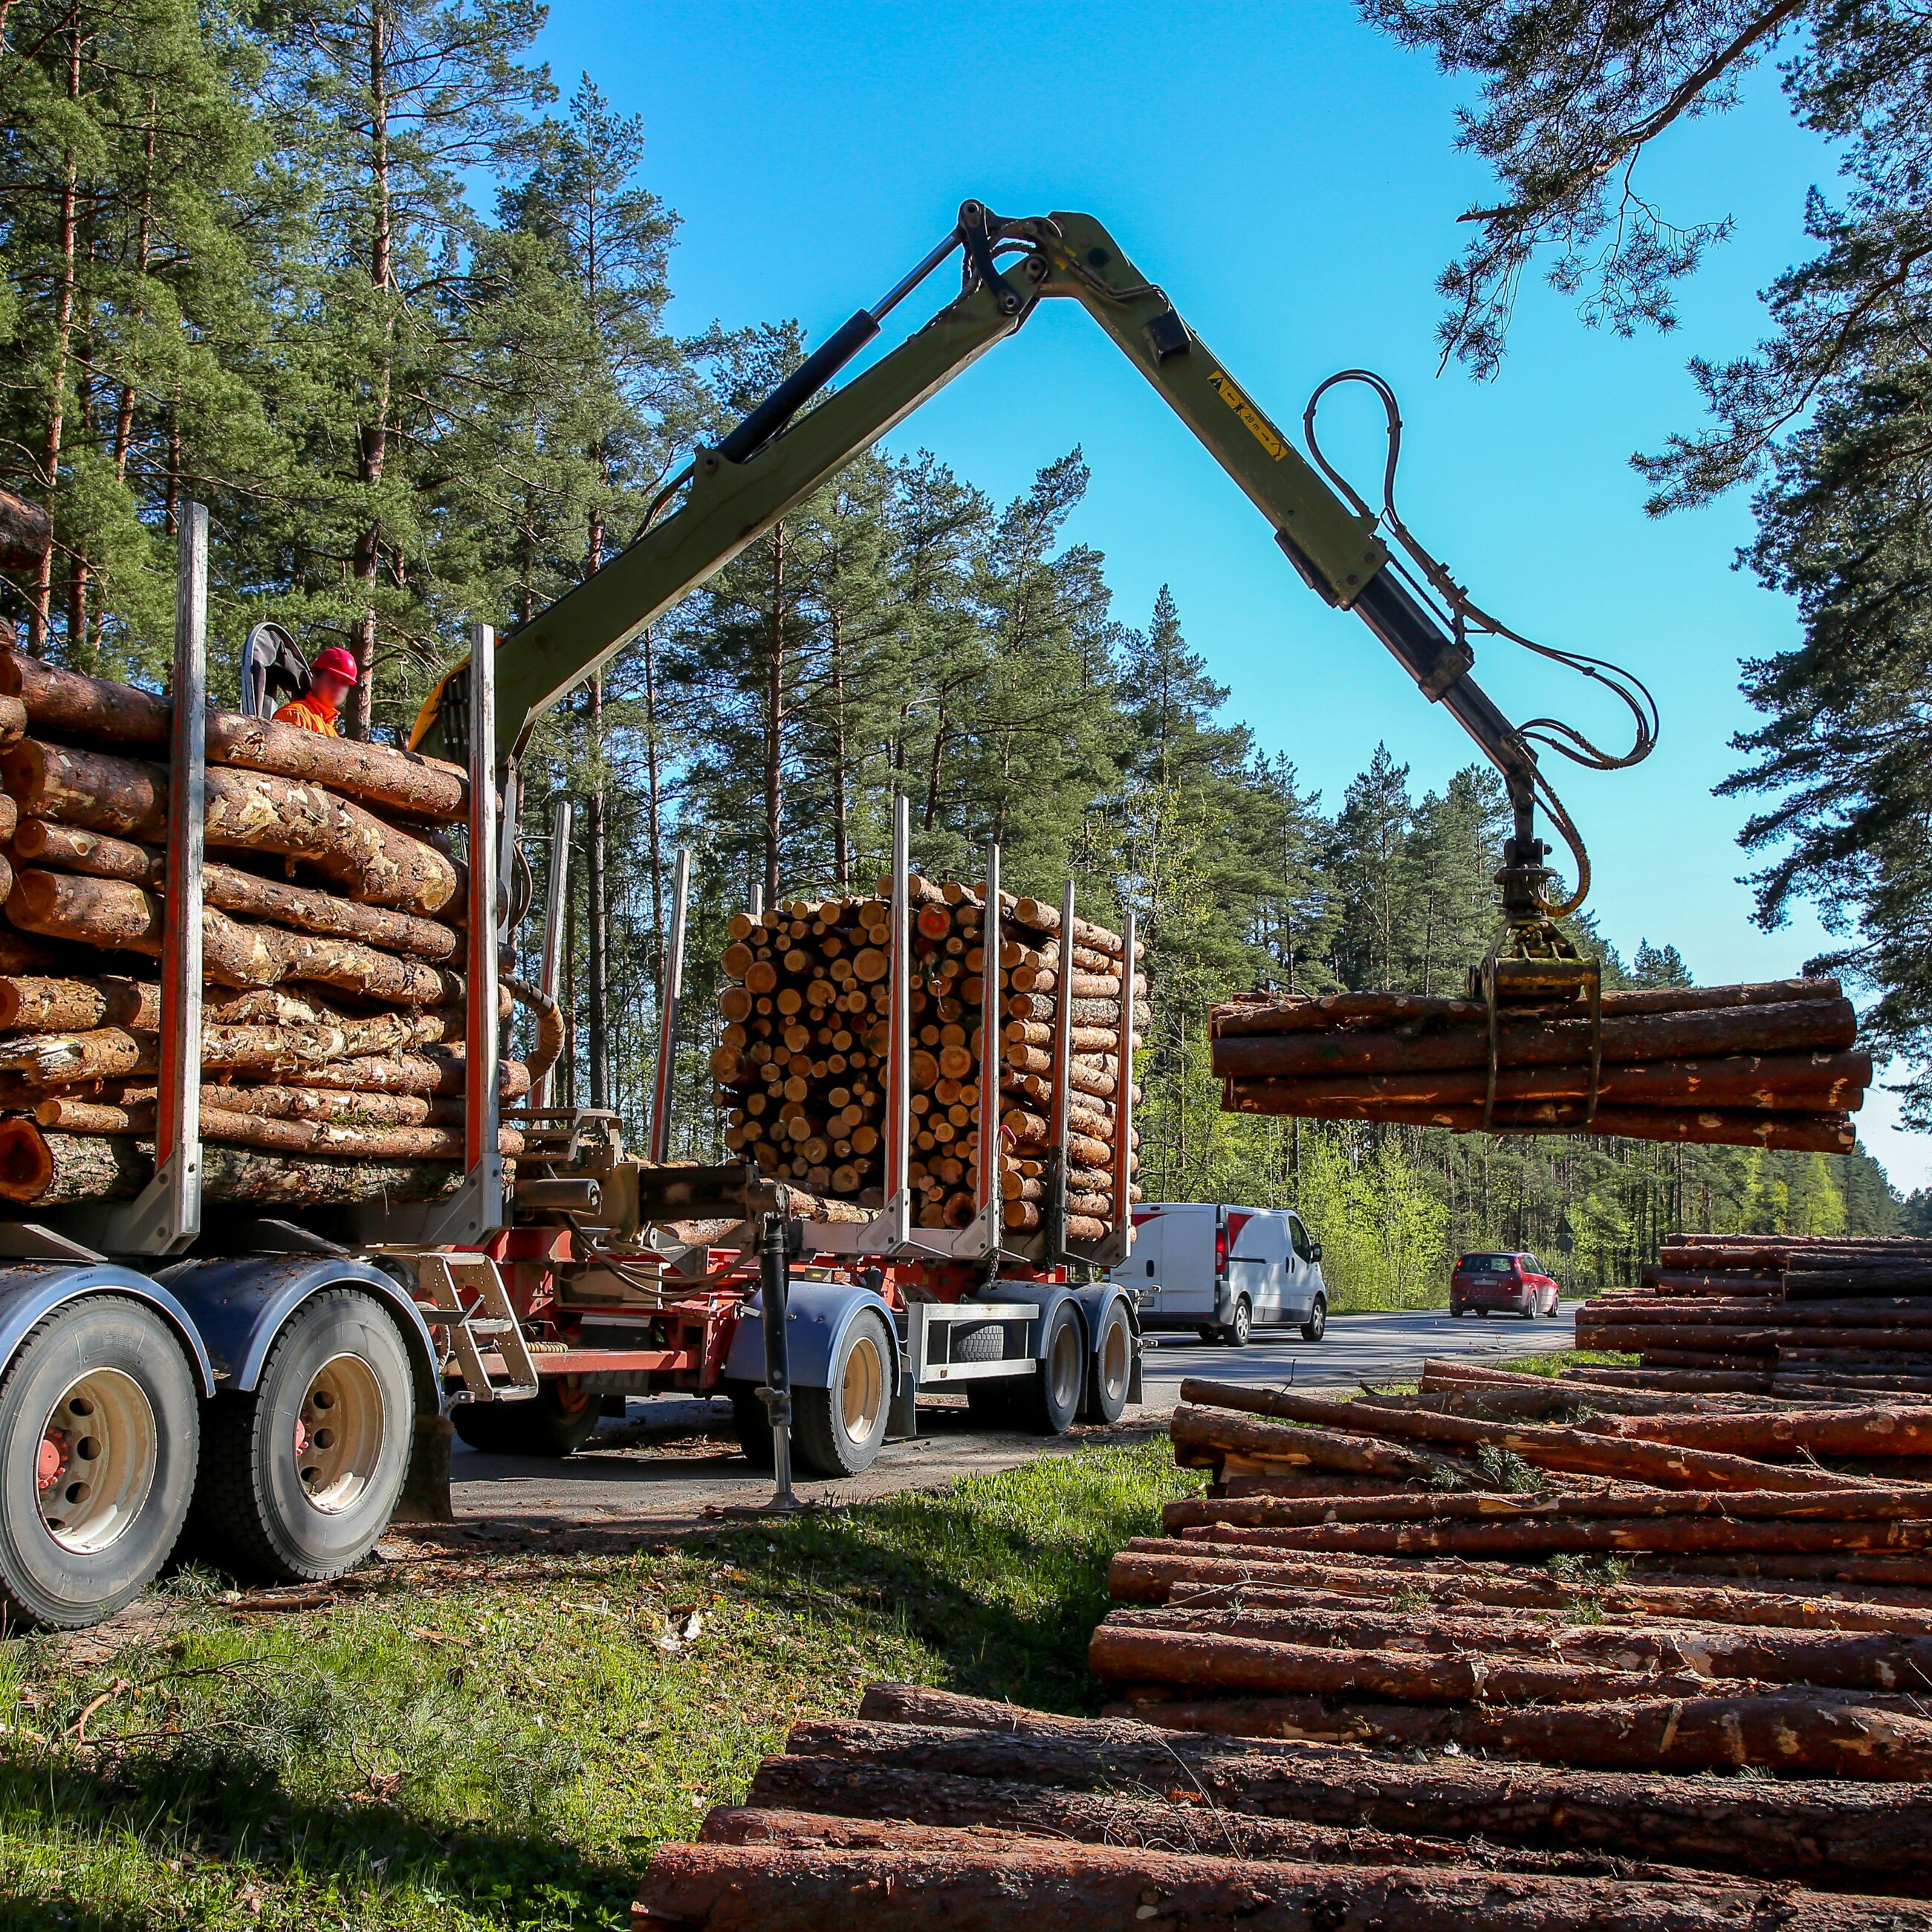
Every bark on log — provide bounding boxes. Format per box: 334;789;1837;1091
637;1832;1912;1932
1583;1409;1932;1459
10;824;458;961
0;492;51;573
1108;1546;1932;1633
1092;1623;1752;1706
0;1012;454;1083
1173;1383;1872;1492
1212;998;1857;1078
7;870;456;1002
1220;1052;1870;1112
1106;1685;1932;1780
1105;1601;1932;1696
198;1104;519;1161
817;1697;1932;1892
1170;1407;1477;1485
0;972;157;1031
734;1763;1706;1884
0;1126;486;1205
0;649;467;818
0;740;458;912
252;1049;531;1099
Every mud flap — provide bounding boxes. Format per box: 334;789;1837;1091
390;1410;454;1524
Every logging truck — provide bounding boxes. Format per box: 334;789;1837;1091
1;201;1643;1628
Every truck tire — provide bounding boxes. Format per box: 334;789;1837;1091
1220;1294;1252;1349
1020;1302;1084;1436
450;1382;601;1457
1300;1294;1327;1343
0;1295;198;1630
794;1310;892;1478
188;1289;412;1584
1080;1299;1134;1424
729;1381;776;1468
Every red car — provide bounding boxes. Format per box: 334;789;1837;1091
1450;1251;1561;1319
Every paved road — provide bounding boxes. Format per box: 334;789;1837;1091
1136;1300;1581;1408
440;1302;1578;1541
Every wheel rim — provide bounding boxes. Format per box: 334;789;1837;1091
1099;1317;1131;1403
841;1332;886;1444
36;1367;157;1555
1234;1302;1250;1342
295;1353;389;1514
1049;1321;1083;1410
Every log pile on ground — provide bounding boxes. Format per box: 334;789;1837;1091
1579;1234;1932;1387
712;873;1144;1236
635;1350;1932;1925
1212;978;1869;1151
0;628;551;1208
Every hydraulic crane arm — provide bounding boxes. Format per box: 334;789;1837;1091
424;201;1647;930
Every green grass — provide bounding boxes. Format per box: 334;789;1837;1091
0;1437;1192;1932
1490;1348;1640;1378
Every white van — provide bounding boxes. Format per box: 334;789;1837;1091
1124;1203;1327;1347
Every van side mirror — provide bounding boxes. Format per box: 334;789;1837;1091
1309;1242;1322;1262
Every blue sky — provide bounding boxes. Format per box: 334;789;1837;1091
532;0;1926;1191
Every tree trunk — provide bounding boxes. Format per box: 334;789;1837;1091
586;673;609;1110
763;520;785;906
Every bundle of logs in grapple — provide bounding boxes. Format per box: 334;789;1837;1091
1213;976;1869;1152
0;630;558;1211
713;874;1144;1237
1576;1234;1932;1393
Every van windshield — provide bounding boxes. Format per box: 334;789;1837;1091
1462;1254;1516;1272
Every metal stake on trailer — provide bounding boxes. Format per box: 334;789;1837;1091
102;503;208;1257
1045;875;1077;1261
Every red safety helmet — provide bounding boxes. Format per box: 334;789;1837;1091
311;646;359;683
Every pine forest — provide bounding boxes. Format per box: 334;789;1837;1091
0;0;1901;1309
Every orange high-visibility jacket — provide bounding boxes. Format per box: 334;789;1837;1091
272;696;341;737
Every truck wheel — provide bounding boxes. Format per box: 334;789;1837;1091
728;1381;776;1468
450;1382;601;1457
794;1310;892;1477
1220;1296;1252;1349
0;1296;198;1630
1080;1300;1134;1424
1020;1303;1084;1436
1300;1294;1327;1343
189;1289;412;1584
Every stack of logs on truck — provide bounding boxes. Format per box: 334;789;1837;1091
635;1302;1932;1927
0;634;556;1213
713;875;1145;1236
1577;1234;1932;1390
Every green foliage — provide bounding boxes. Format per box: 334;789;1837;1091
1361;0;1932;1115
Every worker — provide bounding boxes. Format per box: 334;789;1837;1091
273;645;359;736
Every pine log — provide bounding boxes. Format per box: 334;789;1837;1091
1170;1407;1475;1485
1789;1265;1932;1297
635;1831;1910;1932
1581;1322;1932;1355
1213;997;1856;1078
0;1126;487;1205
198;1104;519;1161
1644;1268;1787;1294
1172;1384;1872;1492
259;1050;531;1098
0;1011;457;1084
10;822;458;960
1221;1051;1869;1112
815;1697;1932;1891
1107;1683;1932;1780
0;740;458;912
1108;1546;1932;1633
6;870;456;1002
0;649;467;818
0;972;157;1031
0;492;51;573
733;1765;1705;1885
1107;1600;1932;1696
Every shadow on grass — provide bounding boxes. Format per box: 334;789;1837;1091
708;1434;1191;1714
0;1740;637;1931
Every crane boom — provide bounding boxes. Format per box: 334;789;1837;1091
418;201;1627;933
